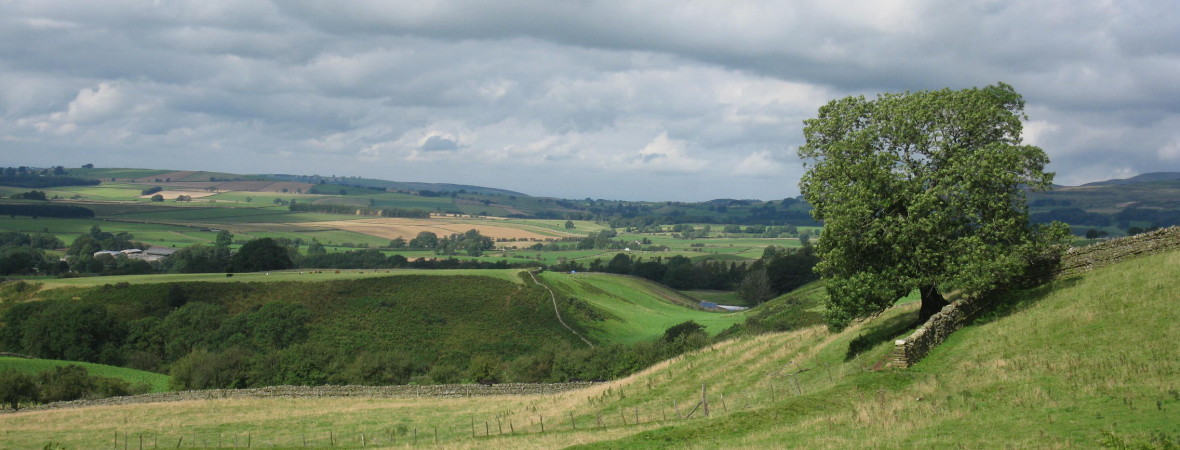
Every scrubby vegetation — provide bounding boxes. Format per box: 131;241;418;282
0;270;744;390
0;364;152;410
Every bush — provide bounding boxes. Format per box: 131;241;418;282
466;355;503;383
169;348;254;390
341;351;416;385
0;369;38;410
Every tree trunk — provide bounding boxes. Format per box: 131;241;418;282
918;284;949;323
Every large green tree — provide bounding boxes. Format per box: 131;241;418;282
798;83;1067;329
230;238;292;272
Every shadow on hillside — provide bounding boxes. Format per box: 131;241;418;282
971;277;1081;326
845;308;920;361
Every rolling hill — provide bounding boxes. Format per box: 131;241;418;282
3;239;1175;447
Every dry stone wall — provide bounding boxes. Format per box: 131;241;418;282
889;226;1180;368
7;382;599;413
888;292;996;369
1056;226;1180;277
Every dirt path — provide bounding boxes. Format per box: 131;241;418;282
528;271;594;348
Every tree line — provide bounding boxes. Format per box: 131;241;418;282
0;203;96;219
0;166;100;188
549;241;818;302
0;231;66;276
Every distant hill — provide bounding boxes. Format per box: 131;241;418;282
263;174;527;197
14;165;1180;231
1028;174;1180;233
1081;171;1180;186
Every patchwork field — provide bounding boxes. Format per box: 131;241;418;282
135;190;216;200
300;217;578;241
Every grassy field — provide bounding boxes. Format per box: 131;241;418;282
0;357;170;392
3;249;1174;448
538;272;747;344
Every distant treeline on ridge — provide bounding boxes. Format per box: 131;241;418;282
288;203;430;218
0;203;96;218
0;175;100;188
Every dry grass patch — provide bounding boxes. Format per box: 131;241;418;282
301;217;569;241
135;190;216;200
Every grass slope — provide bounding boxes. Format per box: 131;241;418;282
0;356;169;392
538;272;747;344
4;251;1175;448
586;249;1180;448
23;271;580;368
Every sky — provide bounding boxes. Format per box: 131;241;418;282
1;1;1178;201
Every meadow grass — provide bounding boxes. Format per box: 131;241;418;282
0;217;219;246
205;191;331;205
0;357;170;392
682;290;744;306
538;272;747;344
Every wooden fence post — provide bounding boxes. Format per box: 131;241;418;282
702;384;710;417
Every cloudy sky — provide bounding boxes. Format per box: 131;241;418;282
2;1;1178;201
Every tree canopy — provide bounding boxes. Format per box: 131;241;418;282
230;238;293;273
798;83;1067;329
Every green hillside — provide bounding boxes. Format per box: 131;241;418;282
586;248;1180;448
1;247;1172;448
4;267;753;391
538;272;747;344
14;271;586;371
0;356;169;392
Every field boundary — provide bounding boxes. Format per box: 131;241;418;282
890;226;1180;368
1056;226;1180;277
5;383;600;414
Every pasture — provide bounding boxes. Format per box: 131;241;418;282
0;357;170;393
538;272;747;344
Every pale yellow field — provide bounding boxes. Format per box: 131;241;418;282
300;218;574;241
136;190;216;200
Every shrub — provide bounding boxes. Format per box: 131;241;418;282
0;369;38;410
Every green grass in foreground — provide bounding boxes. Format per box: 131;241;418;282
2;251;1175;448
0;357;170;392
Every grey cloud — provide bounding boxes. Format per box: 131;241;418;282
421;135;458;152
1;0;1177;201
